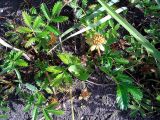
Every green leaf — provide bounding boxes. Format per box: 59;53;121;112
52;1;63;16
68;65;89;81
57;52;81;65
0;107;9;112
52;16;68;23
17;27;32;33
155;0;160;6
130;109;138;118
25;83;38;92
108;19;114;28
114;24;120;30
47;109;64;115
25;37;38;48
76;9;83;18
40;3;51;21
22;11;32;27
46;66;63;74
116;74;133;84
114;58;129;64
46;26;60;36
128;85;143;101
82;0;88;7
37;31;50;38
23;104;32;112
43;109;52;120
16;59;28;67
33;16;43;29
45;103;59;110
51;72;72;86
0;114;8;119
32;106;38;120
30;7;37;14
36;93;45;105
116;84;129;110
156;95;160;102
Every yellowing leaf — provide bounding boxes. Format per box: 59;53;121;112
48;33;57;45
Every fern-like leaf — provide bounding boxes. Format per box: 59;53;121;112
22;12;32;27
128;85;143;101
116;84;129;110
52;1;63;16
40;3;51;21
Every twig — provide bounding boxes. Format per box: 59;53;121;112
70;86;75;120
86;80;115;86
0;37;31;61
57;23;64;52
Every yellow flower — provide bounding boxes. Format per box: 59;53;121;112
86;33;106;56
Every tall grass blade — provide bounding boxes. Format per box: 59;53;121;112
97;0;160;63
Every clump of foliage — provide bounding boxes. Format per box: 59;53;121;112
0;0;160;119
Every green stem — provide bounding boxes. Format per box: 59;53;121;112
14;69;22;83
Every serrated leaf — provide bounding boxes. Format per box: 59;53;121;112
25;83;38;92
22;11;32;27
17;27;32;33
130;109;138;118
40;3;51;21
52;16;68;23
57;52;81;65
82;0;88;7
37;31;50;38
33;16;43;29
16;59;28;67
116;84;129;110
76;9;83;18
116;74;133;84
114;58;129;64
30;7;37;14
32;106;38;120
43;109;52;120
128;85;143;101
52;1;63;16
46;66;63;74
25;37;38;48
46;26;60;36
68;65;89;81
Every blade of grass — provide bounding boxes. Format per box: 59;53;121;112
155;0;160;6
97;0;160;63
0;38;31;61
